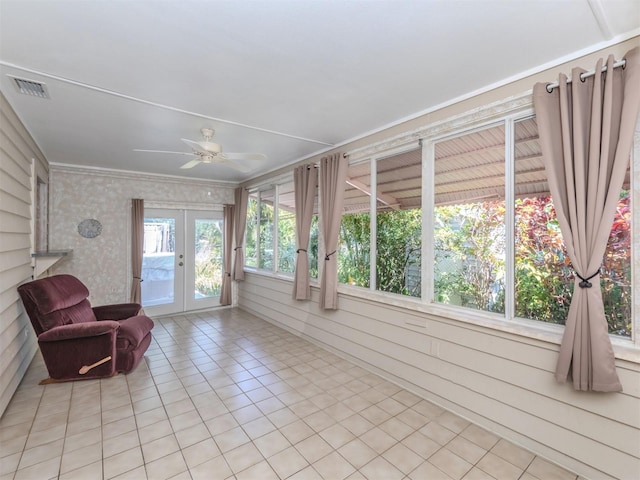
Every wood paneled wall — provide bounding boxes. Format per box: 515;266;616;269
0;92;46;415
238;272;640;480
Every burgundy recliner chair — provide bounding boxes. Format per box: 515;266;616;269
18;274;154;383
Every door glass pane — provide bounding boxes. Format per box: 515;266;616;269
194;218;223;300
142;217;176;307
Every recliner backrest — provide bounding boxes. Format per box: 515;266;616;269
18;274;97;336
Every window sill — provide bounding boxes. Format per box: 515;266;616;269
242;269;640;365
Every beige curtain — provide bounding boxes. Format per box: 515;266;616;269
233;187;248;281
319;152;347;310
220;204;234;306
293;165;318;300
130;198;144;303
533;47;640;392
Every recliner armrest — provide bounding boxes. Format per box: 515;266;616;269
38;320;120;342
93;303;142;320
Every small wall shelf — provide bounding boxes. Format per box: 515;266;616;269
32;250;72;278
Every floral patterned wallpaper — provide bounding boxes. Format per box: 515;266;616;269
49;166;235;306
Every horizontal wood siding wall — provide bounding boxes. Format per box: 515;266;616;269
238;272;640;480
0;93;46;415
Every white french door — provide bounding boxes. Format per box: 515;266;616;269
141;208;223;316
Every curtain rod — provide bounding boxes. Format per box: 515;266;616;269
545;59;626;93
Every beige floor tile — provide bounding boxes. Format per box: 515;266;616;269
429;447;474;480
103;430;141;458
2;311;582;480
58;460;103;480
475;452;523;480
360;426;398;454
358;456;404;480
138;418;173;445
409;461;455;480
224;441;264;474
141;433;180;463
313;450;357;480
214;425;251;453
338;438;378;469
459;424;500;450
19;439;64;469
175;422;211;449
280;419;315;444
103;446;144;479
294;433;334;464
145;451;188;480
447;436;488;465
462;466;496;480
254;429;292;458
182;437;221;469
242;416;276;439
319;423;356;449
235;459;279;480
14;457;61;480
379;416;415;441
267;445;310;478
60;441;102;474
525;457;578;480
289;465;324;480
401;430;441;459
206;412;239;435
383;442;425;474
420;421;458;445
491;438;536;469
0;452;21;477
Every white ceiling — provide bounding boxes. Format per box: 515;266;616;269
1;0;638;184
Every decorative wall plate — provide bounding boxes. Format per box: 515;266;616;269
78;218;102;238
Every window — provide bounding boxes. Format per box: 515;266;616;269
277;180;296;274
246;178;319;277
428;116;632;337
376;150;422;297
338;147;422;297
339;162;371;288
513;117;632;337
243;99;635;342
433;124;506;313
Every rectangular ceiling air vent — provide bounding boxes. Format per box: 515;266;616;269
10;76;50;99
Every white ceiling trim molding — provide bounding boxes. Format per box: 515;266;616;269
49;162;237;188
346;91;533;163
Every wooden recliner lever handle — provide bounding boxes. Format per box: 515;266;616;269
78;356;112;375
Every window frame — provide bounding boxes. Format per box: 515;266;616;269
243;92;639;356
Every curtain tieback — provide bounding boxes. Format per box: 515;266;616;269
224;272;231;277
324;251;336;261
296;249;307;254
133;276;143;283
234;246;242;251
576;270;599;288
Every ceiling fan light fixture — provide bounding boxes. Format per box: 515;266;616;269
201;141;222;153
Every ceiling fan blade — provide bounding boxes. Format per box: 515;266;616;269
180;159;202;169
180;138;209;154
221;161;251;173
222;152;267;161
134;149;193;156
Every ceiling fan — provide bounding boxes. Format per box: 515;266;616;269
134;128;267;172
